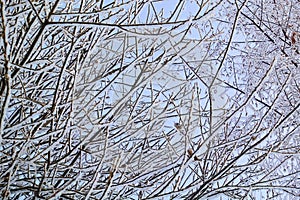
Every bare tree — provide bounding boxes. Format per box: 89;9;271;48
0;0;299;199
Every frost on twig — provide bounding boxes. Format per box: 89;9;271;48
0;0;299;199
